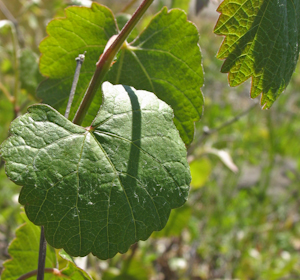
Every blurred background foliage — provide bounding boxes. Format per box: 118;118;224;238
1;0;300;279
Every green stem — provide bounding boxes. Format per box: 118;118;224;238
72;0;154;125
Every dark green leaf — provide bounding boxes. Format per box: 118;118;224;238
1;82;190;259
214;0;300;108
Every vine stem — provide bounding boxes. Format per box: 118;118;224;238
72;0;154;125
37;226;47;280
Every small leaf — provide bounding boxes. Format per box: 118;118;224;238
1;213;56;280
1;82;190;259
214;0;300;108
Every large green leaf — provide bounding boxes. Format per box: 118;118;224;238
1;213;92;280
37;4;203;144
1;82;190;259
214;0;300;108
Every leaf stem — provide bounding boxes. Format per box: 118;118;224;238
72;0;154;125
37;226;47;280
17;268;64;280
65;52;86;119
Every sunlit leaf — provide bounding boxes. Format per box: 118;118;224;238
214;0;300;108
36;3;118;119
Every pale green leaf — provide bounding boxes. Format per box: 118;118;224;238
1;213;56;280
1;213;92;280
1;82;190;259
36;2;118;119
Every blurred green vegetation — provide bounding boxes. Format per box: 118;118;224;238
1;0;300;279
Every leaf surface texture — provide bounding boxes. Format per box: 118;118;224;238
214;0;300;107
1;83;190;259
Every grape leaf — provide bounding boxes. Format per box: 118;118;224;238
37;4;203;144
214;0;300;108
1;82;190;259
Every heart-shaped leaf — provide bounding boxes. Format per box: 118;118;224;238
1;82;190;259
37;3;203;144
214;0;300;108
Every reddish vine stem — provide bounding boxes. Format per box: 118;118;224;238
72;0;154;125
17;268;64;280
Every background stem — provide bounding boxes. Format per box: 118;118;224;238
65;53;86;119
